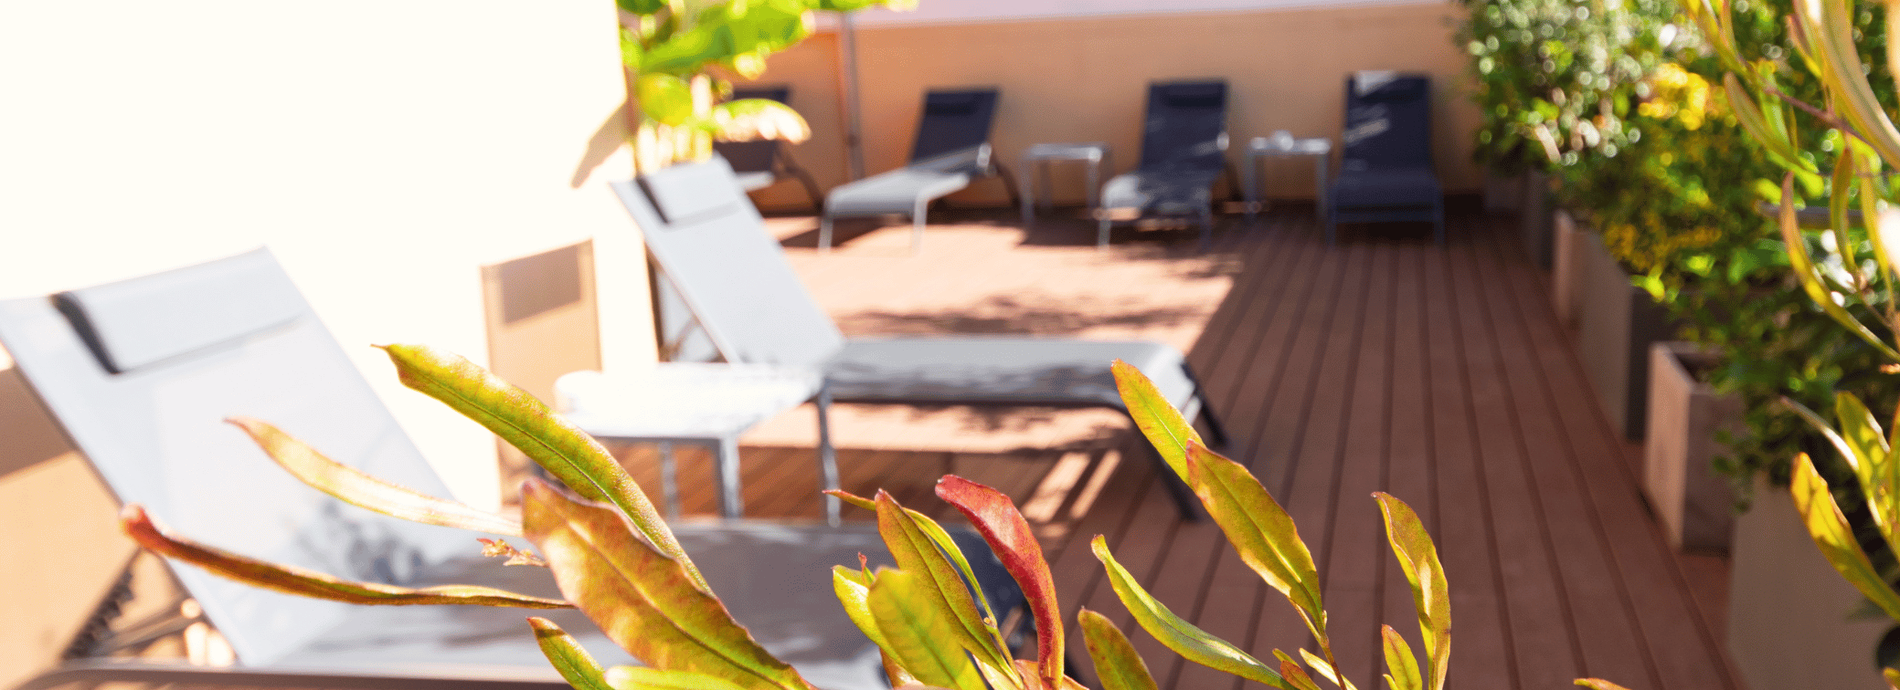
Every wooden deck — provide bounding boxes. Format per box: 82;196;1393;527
624;202;1743;690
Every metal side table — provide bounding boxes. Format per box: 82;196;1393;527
1018;142;1113;225
1244;133;1331;221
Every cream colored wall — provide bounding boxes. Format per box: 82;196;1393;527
0;0;653;683
746;2;1479;207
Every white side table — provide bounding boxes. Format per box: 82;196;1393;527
1244;133;1331;221
1018;142;1113;225
554;363;837;523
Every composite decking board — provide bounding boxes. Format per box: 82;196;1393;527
1171;227;1360;690
1141;219;1323;688
1319;240;1400;687
1250;233;1378;673
1450;225;1656;688
1444;222;1588;690
1416;224;1518;690
1477;222;1741;690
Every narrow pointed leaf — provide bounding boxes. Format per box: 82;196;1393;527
531;617;615;690
1832;150;1861;273
1091;536;1286;688
1805;0;1900;169
834;564;921;688
935;476;1062;688
873;491;1016;681
868;569;986;690
228;417;523;536
1790;454;1900;621
1885;666;1900;690
1374;493;1450;690
1297;649;1352;690
1573;681;1637;690
376;344;700;589
606;666;752;690
1774;179;1900;361
121;504;567;608
1279;659;1323;690
1833;393;1900;546
637;73;695;126
833;490;1001;631
710;99;811;144
1079;609;1159;690
1380;626;1422;690
1182;442;1325;640
1111;359;1203;477
520;479;809;690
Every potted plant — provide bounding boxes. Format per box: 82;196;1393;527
1643;341;1742;552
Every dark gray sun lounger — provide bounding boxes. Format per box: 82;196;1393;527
1098;80;1231;250
616;158;1228;519
713;85;824;209
0;249;1023;690
819;88;1015;253
1327;72;1444;245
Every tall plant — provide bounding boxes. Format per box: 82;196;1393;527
115;343;1469;690
615;0;908;174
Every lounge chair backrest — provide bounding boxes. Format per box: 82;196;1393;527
1136;80;1229;174
1341;73;1432;170
713;85;793;175
614;158;847;367
908;88;1000;173
0;248;473;666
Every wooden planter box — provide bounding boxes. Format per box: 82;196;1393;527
1574;226;1674;440
1643;342;1739;553
1729;477;1890;689
1551;210;1583;331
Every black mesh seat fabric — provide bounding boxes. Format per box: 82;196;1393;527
1326;73;1444;245
711;85;823;208
820;88;1014;253
1097;80;1230;249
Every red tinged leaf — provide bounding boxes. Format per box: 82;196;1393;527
934;476;1062;690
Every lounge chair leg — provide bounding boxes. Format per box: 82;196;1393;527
1199;205;1213;252
1434;203;1446;246
816;386;840;527
912;199;929;254
658;441;681;520
819;212;835;254
1097;217;1111;249
713;435;744;519
1155;450;1205;521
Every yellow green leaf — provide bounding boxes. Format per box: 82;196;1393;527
605;666;753;690
1375;493;1449;690
1773;179;1900;361
1111;359;1204;478
872;491;1017;682
227;416;522;536
531;617;615;690
1079;609;1159;690
1182;442;1326;642
868;569;986;690
1790;454;1900;621
1573;680;1637;690
1380;625;1422;690
520;479;809;690
376;344;699;590
1279;658;1322;690
120;504;567;608
639;73;696;126
710;99;810;144
1091;536;1286;689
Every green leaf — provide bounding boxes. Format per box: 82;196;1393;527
833;489;1001;634
1380;625;1422;690
120;504;568;608
1831;149;1859;274
1182;442;1326;643
1790;454;1900;621
376;344;699;590
1296;649;1352;690
227;417;523;536
935;476;1062;688
709;99;810;144
617;0;666;14
519;479;810;690
1079;609;1159;690
1801;0;1900;171
868;569;986;690
871;491;1016;682
531;617;616;690
1773;178;1900;362
1833;393;1900;546
1091;536;1286;689
1885;666;1900;690
1111;359;1204;478
639;74;696;126
606;666;753;690
1375;493;1450;690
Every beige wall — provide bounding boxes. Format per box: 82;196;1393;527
743;2;1480;209
0;0;653;682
